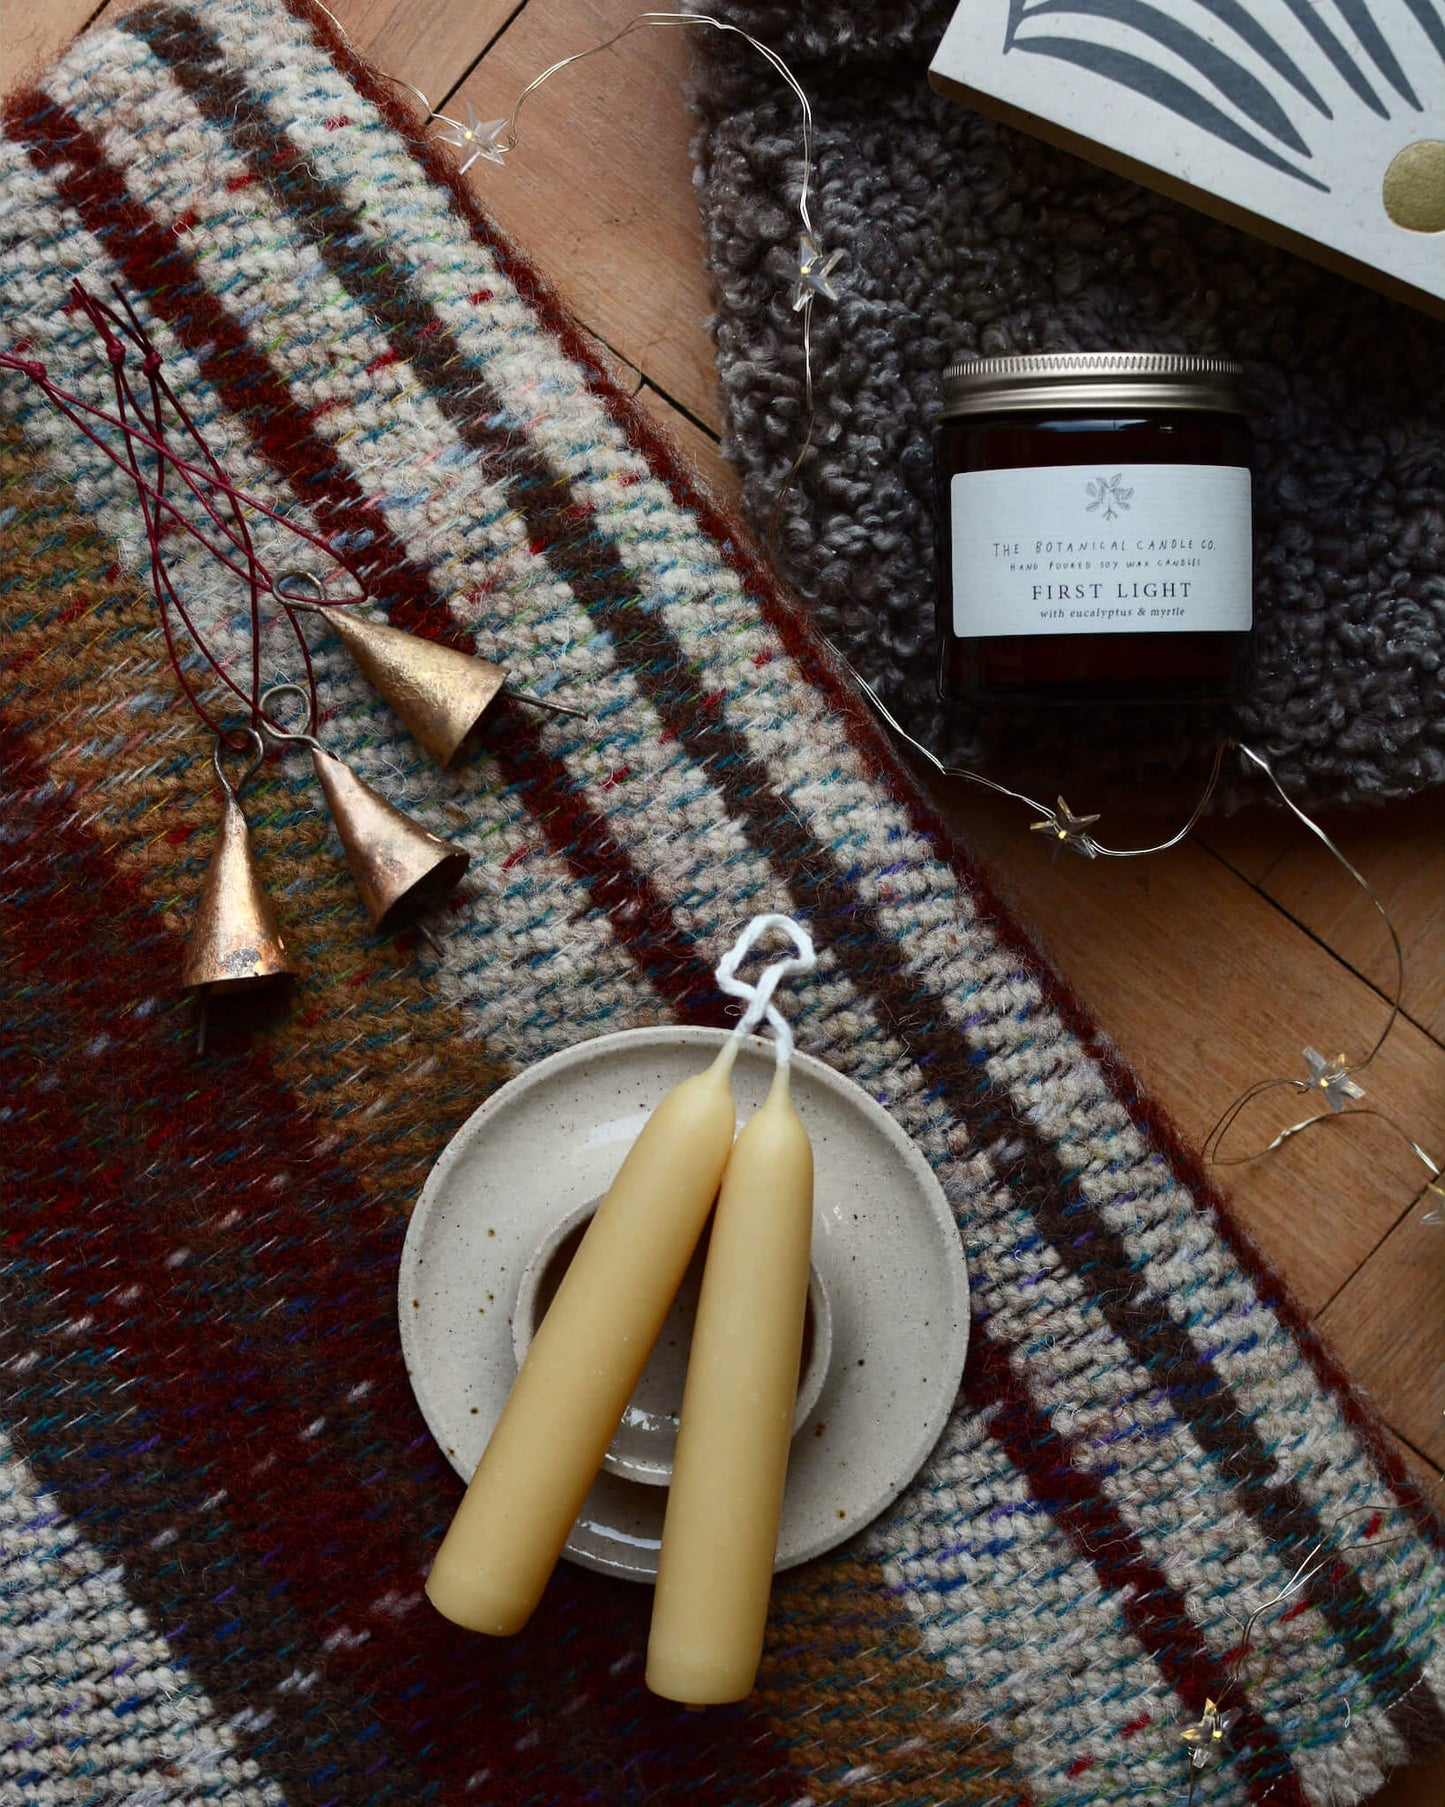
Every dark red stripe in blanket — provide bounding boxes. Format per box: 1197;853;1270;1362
968;1337;1308;1807
122;9;1444;1732
1;788;423;1807
486;717;725;1024
87;14;1430;1734
4;89;710;1024
0;722;795;1807
285;0;1445;1572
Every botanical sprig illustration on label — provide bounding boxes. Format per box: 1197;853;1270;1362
1085;472;1134;521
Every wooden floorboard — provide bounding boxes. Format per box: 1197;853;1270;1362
1387;1431;1443;1492
0;0;104;85
4;4;1442;1800
1319;1187;1445;1471
323;0;517;102
945;782;1445;1311
1203;792;1445;1043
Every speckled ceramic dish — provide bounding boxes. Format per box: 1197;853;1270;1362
510;1194;835;1486
400;1026;969;1582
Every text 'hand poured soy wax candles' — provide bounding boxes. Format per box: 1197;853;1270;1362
424;916;819;1641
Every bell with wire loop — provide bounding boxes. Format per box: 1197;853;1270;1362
183;728;299;1052
260;682;471;938
275;572;585;767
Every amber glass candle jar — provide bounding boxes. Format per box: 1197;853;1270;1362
935;353;1252;705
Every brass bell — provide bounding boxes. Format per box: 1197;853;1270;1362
183;728;298;1053
276;572;584;766
260;683;470;938
311;743;470;933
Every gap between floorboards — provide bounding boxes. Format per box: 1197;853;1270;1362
1196;834;1443;1056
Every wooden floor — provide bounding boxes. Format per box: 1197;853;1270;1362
4;2;1442;1799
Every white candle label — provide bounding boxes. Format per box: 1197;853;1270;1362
950;463;1252;638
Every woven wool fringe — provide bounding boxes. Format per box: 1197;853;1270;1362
1;4;1442;1805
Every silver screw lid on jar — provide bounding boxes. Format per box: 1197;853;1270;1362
939;352;1246;420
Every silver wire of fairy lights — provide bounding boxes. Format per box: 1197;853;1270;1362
309;0;1441;1198
1176;1486;1444;1804
842;657;1443;1203
339;4;834;545
435;11;830;538
313;1;1440;1202
304;11;1439;1788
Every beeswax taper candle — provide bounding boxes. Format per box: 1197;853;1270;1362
646;1062;814;1704
426;1040;739;1636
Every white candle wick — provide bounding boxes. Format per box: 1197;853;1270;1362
714;913;816;1069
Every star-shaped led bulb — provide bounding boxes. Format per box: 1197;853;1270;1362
1180;1697;1238;1770
793;232;843;310
1029;797;1101;859
433;104;511;171
1302;1046;1365;1112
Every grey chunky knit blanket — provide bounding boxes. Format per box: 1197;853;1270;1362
687;0;1445;806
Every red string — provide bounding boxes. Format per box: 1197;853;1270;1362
100;285;268;729
98;288;260;725
2;281;370;748
76;287;251;745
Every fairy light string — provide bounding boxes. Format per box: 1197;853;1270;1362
403;2;1436;1197
2;13;1432;1197
1176;1483;1445;1803
1;12;1437;1794
310;1;834;547
415;44;1445;1741
841;656;1441;1193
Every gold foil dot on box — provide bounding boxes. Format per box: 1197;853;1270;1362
1382;141;1445;234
